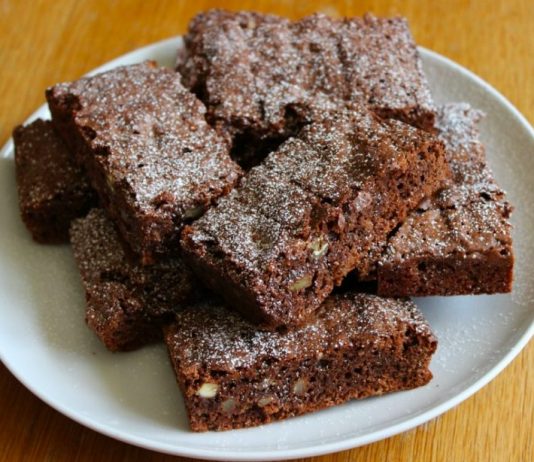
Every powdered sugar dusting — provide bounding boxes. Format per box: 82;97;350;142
183;105;445;324
188;195;290;273
167;293;435;371
382;103;513;262
187;106;417;276
50;62;241;219
13;120;92;208
178;10;435;143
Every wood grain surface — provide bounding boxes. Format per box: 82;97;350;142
0;1;532;461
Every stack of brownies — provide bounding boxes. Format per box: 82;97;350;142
13;10;513;431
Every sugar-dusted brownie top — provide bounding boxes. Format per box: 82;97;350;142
70;208;197;350
379;103;513;277
13;119;96;243
166;291;436;374
47;61;242;261
339;14;434;127
178;9;435;145
181;105;448;327
432;104;510;214
263;106;445;206
383;196;512;264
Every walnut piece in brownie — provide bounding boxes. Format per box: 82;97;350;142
181;106;448;328
13;119;96;243
178;10;435;167
377;103;514;296
47;61;242;264
70;209;198;351
164;292;437;431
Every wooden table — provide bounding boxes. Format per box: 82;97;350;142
1;1;532;460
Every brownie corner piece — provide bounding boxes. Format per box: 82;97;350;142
13;119;96;243
70;208;197;351
47;61;242;263
377;103;514;296
164;292;437;432
378;203;514;297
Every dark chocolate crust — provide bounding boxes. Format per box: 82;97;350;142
377;103;514;296
164;292;437;432
70;209;198;351
13;119;96;243
178;10;436;167
181;106;448;328
47;61;242;264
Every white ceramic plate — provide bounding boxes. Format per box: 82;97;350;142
0;38;533;461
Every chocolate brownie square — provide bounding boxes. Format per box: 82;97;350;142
13;119;96;243
178;10;435;167
47;61;242;264
70;209;198;351
377;103;514;296
164;292;437;431
339;14;435;130
181;106;448;328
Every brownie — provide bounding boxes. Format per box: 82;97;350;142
181;106;448;328
47;61;242;264
164;292;437;431
13;119;96;243
377;103;514;296
178;10;435;167
338;14;435;130
70;209;198;351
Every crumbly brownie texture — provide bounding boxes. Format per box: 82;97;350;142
377;103;514;296
70;209;198;351
47;61;242;264
13;119;96;243
178;10;435;167
164;292;437;431
181;107;448;328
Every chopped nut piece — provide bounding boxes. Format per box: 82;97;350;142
105;174;114;192
196;382;219;398
309;236;329;258
222;398;236;413
293;378;308;396
258;396;274;407
288;275;313;292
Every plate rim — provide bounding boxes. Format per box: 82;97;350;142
0;36;533;461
